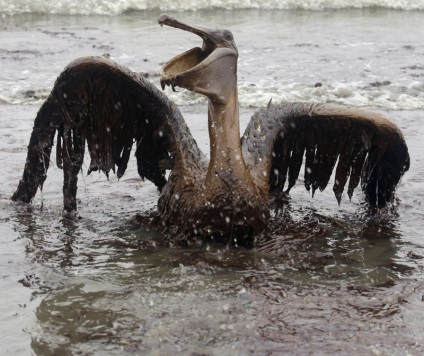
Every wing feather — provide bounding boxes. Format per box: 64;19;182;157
242;102;409;207
12;56;205;210
287;132;305;193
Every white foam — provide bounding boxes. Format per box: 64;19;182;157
1;0;424;15
3;81;423;110
164;81;424;110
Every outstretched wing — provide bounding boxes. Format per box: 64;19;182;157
242;102;410;207
12;56;206;210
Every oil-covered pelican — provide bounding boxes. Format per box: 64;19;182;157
12;15;410;245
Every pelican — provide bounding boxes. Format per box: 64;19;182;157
12;15;410;246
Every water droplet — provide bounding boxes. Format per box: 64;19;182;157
238;287;247;295
179;263;186;276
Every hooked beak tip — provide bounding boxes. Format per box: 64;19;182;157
158;14;172;27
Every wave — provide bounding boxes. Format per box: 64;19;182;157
169;81;424;110
2;81;423;111
1;0;424;16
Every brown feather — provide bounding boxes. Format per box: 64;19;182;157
242;102;409;207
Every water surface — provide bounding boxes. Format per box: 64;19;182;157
1;8;424;355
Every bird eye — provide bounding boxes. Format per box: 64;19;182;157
224;31;233;41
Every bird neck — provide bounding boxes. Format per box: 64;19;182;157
206;86;249;188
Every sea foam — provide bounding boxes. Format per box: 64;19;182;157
1;0;424;16
165;81;424;110
3;80;423;111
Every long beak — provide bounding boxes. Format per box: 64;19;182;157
158;14;216;49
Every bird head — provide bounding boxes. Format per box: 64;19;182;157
159;15;238;104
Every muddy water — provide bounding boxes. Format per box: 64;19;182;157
1;8;424;355
1;103;423;355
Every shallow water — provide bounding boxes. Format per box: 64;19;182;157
1;9;424;109
1;8;424;355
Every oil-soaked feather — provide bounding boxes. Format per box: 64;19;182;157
269;135;291;191
347;147;367;200
310;124;325;196
286;135;305;193
242;102;409;208
333;140;355;204
278;137;292;189
12;56;207;211
313;125;341;193
56;125;63;169
303;125;316;192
